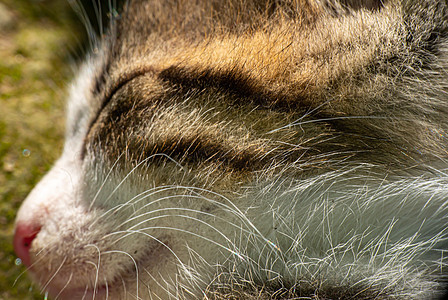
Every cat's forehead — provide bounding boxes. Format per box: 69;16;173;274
92;0;394;115
69;0;436;173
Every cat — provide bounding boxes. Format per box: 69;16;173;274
14;0;448;298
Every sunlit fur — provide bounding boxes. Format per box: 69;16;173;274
14;0;448;299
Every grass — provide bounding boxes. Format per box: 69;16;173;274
0;1;84;298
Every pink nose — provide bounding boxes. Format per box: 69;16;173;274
13;223;41;267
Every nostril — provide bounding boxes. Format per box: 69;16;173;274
13;223;41;268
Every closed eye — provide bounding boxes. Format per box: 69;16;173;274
81;65;157;159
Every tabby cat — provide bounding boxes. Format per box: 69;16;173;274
13;0;448;299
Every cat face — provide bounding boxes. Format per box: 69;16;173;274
14;1;448;299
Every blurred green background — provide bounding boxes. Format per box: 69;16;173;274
0;0;86;298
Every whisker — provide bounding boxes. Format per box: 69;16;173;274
141;268;178;299
111;209;269;260
101;183;300;255
67;0;97;49
81;284;89;300
115;226;255;266
54;272;73;300
101;276;109;300
41;256;67;293
90;152;125;210
101;154;186;205
100;251;137;300
120;276;127;299
268;116;389;134
92;0;103;39
267;98;336;134
95;186;185;224
85;244;101;300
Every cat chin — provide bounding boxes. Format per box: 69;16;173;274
26;252;139;300
31;260;175;300
42;282;110;300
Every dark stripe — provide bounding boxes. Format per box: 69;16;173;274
142;135;271;172
158;65;303;111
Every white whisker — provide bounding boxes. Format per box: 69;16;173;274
101;154;186;205
85;244;101;300
41;257;67;293
90;152;125;210
54;272;73;300
102;250;139;299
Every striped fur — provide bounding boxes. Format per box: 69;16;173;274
15;0;448;299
